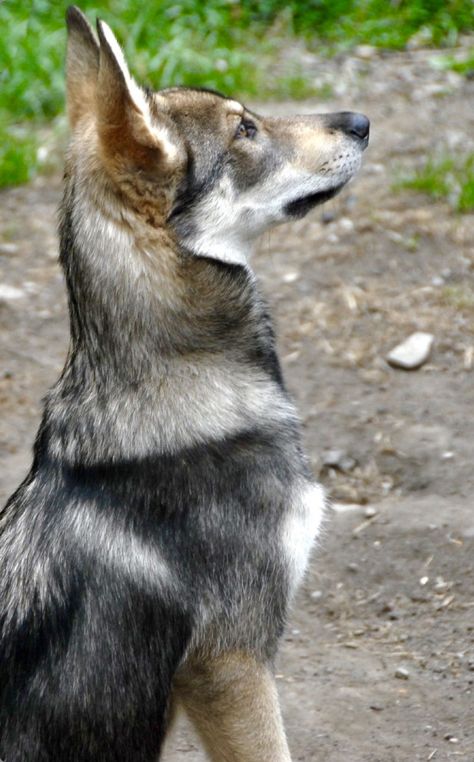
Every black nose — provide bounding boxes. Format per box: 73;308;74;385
347;112;370;140
325;112;370;142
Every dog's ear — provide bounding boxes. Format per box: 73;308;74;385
66;6;100;129
95;19;179;173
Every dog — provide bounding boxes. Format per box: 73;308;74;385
0;7;369;761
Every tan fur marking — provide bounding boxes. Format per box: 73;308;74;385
174;653;292;762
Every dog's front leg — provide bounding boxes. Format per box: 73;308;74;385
174;652;292;762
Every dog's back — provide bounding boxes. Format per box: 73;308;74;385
0;7;368;761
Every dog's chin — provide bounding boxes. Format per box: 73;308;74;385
284;183;346;220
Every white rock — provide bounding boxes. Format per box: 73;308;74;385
0;284;25;301
339;217;355;233
355;44;376;60
395;667;410;680
0;243;19;255
386;332;434;370
323;449;357;472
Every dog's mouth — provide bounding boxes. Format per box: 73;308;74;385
284;184;346;219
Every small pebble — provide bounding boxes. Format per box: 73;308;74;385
355;44;376;59
322;449;357;473
0;242;19;255
443;734;458;743
0;284;25;301
310;590;323;601
410;592;429;603
395;667;410;680
321;210;336;224
386;332;434;370
364;506;377;518
441;451;454;460
339;217;354;233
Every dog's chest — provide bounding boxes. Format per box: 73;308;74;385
281;482;326;592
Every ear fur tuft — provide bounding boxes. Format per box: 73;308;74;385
96;18;150;118
66;6;99;53
66;6;99;128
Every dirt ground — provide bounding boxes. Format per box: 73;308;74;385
1;43;474;761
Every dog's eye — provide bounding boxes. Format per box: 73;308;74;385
235;120;257;139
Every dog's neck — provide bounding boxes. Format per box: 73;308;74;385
52;173;288;465
59;178;260;387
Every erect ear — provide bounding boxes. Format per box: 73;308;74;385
95;19;179;172
66;6;100;129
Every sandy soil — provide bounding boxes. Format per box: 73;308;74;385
1;43;473;761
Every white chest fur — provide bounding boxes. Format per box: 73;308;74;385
282;482;326;593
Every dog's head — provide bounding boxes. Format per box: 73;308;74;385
66;7;369;265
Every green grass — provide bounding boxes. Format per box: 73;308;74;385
0;126;38;189
287;0;474;49
1;0;473;188
431;46;474;77
441;285;474;311
396;154;474;213
446;48;474;76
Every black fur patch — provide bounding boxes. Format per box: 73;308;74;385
284;184;345;219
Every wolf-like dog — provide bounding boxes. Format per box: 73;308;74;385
0;7;369;761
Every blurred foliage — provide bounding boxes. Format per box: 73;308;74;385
441;284;474;311
0;126;38;189
396;154;474;213
0;0;473;186
438;47;474;76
